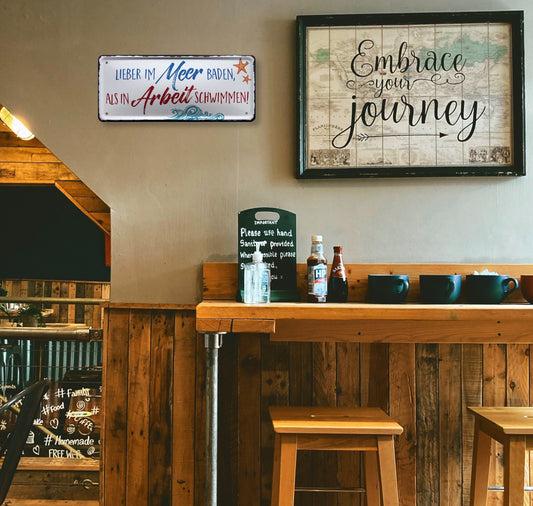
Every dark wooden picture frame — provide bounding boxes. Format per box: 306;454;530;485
297;11;525;178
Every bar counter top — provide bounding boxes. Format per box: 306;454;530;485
196;300;533;343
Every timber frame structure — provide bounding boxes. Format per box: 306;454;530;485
0;110;110;236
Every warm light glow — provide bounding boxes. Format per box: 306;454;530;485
0;106;35;141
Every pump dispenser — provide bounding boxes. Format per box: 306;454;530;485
243;243;271;303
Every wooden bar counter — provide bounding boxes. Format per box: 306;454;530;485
197;300;533;343
197;263;533;506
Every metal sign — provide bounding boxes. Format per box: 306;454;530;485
98;55;255;121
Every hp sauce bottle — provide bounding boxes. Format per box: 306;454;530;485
307;235;327;302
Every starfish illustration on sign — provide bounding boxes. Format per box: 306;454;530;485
233;57;249;75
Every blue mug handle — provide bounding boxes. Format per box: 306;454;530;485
395;278;409;295
445;279;456;297
502;277;519;299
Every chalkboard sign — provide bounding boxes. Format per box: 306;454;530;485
238;208;299;302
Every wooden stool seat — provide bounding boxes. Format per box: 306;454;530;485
270;406;403;506
469;406;533;506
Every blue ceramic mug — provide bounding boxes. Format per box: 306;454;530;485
367;274;409;303
419;274;462;304
465;275;519;304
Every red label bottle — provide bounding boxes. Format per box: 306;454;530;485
327;246;348;302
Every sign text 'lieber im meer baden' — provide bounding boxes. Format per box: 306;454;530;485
98;55;255;121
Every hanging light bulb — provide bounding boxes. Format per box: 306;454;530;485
0;106;35;141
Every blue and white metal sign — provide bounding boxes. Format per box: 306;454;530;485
98;55;255;121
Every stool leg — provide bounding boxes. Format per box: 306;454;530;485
469;421;491;506
364;451;381;506
503;436;526;506
271;434;297;506
377;436;399;506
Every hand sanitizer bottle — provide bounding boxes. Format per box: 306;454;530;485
244;243;271;303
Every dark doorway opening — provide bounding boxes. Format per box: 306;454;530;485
0;186;110;281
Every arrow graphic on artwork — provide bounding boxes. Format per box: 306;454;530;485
356;132;449;142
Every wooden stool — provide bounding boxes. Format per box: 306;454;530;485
269;406;403;506
469;406;533;506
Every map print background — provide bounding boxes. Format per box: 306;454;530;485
305;22;514;172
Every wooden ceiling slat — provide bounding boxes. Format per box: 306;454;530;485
0;147;53;162
56;180;99;197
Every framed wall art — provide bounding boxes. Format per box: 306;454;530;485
297;11;525;178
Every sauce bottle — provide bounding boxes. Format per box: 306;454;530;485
307;235;327;302
328;246;348;302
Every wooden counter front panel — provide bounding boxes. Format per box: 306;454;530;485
272;318;533;343
102;307;198;506
103;305;533;506
196;263;533;506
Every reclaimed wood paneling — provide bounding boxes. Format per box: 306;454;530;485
0;278;108;328
198;264;533;506
173;311;197;503
101;308;129;506
98;264;533;506
102;305;197;506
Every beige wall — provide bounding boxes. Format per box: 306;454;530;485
0;0;531;303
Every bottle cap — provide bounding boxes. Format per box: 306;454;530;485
252;242;263;262
334;246;343;253
311;235;323;242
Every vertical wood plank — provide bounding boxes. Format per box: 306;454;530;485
462;344;483;506
312;341;337;506
84;283;95;326
2;280;13;296
289;342;313;506
173;310;197;506
360;343;389;411
102;307;130;506
238;333;262;506
261;337;289;506
68;282;76;322
195;332;206;506
507;344;530;505
26;279;37;297
390;343;416;506
75;282;86;323
126;309;151;505
93;283;103;327
337;342;361;506
530;345;533;497
9;280;20;296
19;279;28;297
59;281;69;322
416;343;439;506
51;281;60;322
148;310;174;505
439;344;462;506
219;332;239;504
484;344;506;506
